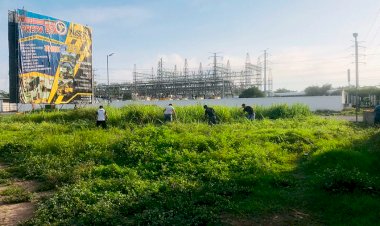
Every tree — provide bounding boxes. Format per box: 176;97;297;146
122;93;132;100
239;87;265;98
304;84;332;96
274;88;294;93
0;90;9;98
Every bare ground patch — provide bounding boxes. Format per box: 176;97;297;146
0;163;54;225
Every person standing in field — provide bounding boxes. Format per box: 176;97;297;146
96;105;108;129
204;105;217;125
163;103;176;122
242;104;255;120
374;104;380;125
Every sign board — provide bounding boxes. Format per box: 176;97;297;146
9;9;93;104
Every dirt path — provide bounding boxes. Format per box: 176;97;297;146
0;163;52;226
323;115;363;122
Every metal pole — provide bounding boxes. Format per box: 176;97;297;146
106;53;114;104
264;50;267;96
353;33;359;122
92;68;95;104
107;55;109;103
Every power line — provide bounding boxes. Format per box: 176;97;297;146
364;4;380;42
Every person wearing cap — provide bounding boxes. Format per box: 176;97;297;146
96;105;108;129
242;104;255;120
203;105;217;125
163;103;176;122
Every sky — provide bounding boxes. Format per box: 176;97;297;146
0;0;380;92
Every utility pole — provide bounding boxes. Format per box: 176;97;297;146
198;62;203;77
184;59;189;98
133;64;137;96
353;33;359;122
347;69;351;87
209;52;222;97
213;53;217;80
106;53;114;103
173;65;177;97
92;68;97;104
268;68;273;95
158;58;163;98
264;50;267;96
245;53;251;89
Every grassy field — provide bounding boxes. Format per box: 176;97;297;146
0;104;379;225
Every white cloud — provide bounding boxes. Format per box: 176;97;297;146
268;46;352;90
56;6;153;26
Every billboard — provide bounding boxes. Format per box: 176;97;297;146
9;9;92;104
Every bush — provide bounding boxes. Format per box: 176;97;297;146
239;87;265;98
316;165;378;194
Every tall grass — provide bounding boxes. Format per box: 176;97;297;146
0;112;379;225
2;103;311;126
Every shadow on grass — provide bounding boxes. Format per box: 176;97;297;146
286;129;380;225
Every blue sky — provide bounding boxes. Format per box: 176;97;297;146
1;0;380;91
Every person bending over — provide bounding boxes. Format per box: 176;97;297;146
163;103;176;122
204;105;217;125
242;103;255;120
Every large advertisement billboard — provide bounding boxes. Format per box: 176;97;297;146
14;9;92;104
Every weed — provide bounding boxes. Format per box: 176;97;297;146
0;186;32;204
1;109;379;225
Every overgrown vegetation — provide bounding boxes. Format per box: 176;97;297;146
0;186;32;204
0;104;379;225
345;86;380;97
239;87;265;98
304;84;334;96
1;104;311;125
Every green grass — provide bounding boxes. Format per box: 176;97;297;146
1;103;311;125
0;105;379;225
0;168;11;184
0;186;32;204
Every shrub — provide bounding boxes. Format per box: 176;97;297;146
316;165;378;194
4;104;311;126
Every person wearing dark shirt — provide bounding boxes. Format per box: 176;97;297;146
375;104;380;125
203;105;217;125
242;104;255;120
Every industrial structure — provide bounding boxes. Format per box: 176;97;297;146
95;53;273;100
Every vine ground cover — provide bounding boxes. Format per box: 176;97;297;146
0;105;379;225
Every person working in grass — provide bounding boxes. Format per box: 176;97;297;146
242;103;255;120
96;105;108;129
203;105;217;125
163;103;176;122
375;104;380;125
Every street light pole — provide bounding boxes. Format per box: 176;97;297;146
353;33;359;122
106;53;114;103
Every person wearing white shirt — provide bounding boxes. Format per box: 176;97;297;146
96;105;108;129
163;103;176;122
